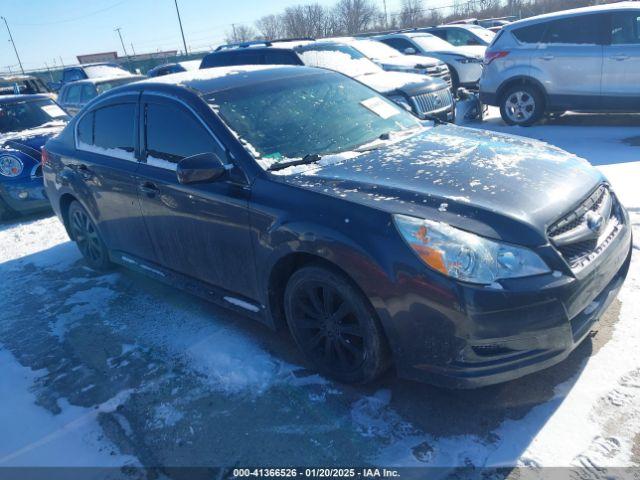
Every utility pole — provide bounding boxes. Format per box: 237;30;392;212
130;42;136;57
174;0;189;55
59;56;64;67
231;23;238;42
382;0;388;29
1;16;24;75
114;27;129;57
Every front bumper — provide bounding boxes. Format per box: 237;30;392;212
0;175;50;215
381;218;633;389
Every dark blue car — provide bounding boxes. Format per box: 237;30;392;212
0;94;68;219
43;66;632;387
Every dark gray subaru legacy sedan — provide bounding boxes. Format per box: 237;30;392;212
42;65;632;387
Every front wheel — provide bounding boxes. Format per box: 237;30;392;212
499;85;545;126
68;201;112;271
284;265;390;384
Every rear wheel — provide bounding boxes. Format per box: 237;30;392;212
284;265;390;384
500;84;545;126
68;201;112;271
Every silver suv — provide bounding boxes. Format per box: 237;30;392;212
480;2;640;126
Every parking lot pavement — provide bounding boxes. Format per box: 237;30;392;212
0;121;639;476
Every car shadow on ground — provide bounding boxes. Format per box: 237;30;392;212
1;233;614;474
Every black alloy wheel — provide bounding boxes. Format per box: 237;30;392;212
284;265;390;384
68;201;111;271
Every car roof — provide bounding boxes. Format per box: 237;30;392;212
61;75;144;87
506;1;640;29
0;94;52;103
131;65;332;96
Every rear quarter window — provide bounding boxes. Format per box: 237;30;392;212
512;23;548;43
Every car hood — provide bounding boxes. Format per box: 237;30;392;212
280;125;603;246
1;123;65;159
357;71;448;95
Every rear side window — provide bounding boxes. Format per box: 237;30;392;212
542;14;605;44
80;84;97;103
65;85;82;104
512;23;547;43
263;51;301;65
85;103;136;159
144;102;220;168
77;112;94;144
611;11;640;44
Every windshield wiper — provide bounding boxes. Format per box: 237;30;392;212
267;153;322;172
422;114;447;126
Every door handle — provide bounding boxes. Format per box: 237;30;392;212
540;55;554;61
77;164;93;180
613;54;629;61
138;181;159;197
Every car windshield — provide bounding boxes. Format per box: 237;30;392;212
467;26;496;43
352;40;402;60
0;78;50;96
296;44;381;77
0;98;69;133
95;77;141;95
207;71;421;164
411;34;456;51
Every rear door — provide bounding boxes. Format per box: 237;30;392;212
74;94;152;260
532;13;606;109
135;93;257;298
602;10;640;109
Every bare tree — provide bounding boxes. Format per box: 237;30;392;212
280;4;336;38
225;24;257;44
256;14;284;40
333;0;379;34
399;0;424;28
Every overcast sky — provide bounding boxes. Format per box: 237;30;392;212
0;0;453;72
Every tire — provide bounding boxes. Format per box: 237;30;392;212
284;265;390;384
68;201;112;271
499;84;545;126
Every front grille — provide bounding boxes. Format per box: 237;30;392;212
419;63;452;87
411;88;454;116
548;184;623;271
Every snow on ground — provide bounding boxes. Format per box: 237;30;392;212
0;112;639;476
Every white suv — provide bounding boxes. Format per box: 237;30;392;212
480;2;640;126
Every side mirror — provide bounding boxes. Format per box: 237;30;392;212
404;47;417;55
177;152;227;185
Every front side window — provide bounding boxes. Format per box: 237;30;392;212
379;37;414;52
542;14;605;44
144;102;220;169
80;103;135;160
611;11;640;45
207;70;421;165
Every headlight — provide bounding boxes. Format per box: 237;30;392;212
454;57;481;64
0;154;24;177
388;94;413;112
393;214;550;284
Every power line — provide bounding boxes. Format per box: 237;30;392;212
12;0;129;27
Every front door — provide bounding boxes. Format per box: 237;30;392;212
602;10;640;110
135;94;258;299
532;13;605;110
